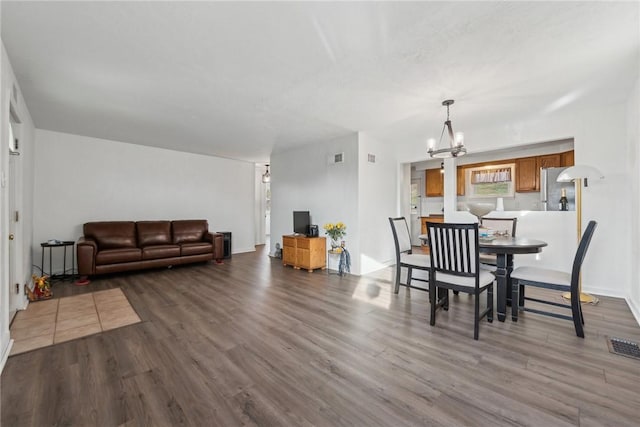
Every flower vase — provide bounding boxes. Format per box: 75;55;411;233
331;239;340;251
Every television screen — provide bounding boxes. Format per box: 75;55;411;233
293;211;310;235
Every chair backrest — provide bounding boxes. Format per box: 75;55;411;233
427;222;479;280
481;217;517;237
389;217;412;258
570;220;598;290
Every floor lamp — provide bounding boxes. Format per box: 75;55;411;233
557;165;604;304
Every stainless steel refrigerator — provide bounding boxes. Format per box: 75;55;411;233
540;167;575;211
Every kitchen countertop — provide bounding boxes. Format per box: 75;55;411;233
420;214;444;218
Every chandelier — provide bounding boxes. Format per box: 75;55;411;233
427;99;466;158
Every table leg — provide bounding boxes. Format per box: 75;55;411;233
495;253;514;322
63;246;67;280
41;247;45;277
49;247;53;278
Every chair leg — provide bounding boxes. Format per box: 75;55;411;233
571;286;585;338
512;280;520;322
429;279;436;326
407;267;413;288
487;283;493;323
474;291;480;340
443;289;449;311
394;264;401;294
519;284;525;307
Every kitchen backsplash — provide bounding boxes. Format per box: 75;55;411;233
421;192;543;215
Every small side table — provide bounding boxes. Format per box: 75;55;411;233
327;249;349;276
40;241;75;281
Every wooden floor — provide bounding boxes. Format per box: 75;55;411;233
3;245;640;426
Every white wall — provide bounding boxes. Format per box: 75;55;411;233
33;130;256;273
0;41;36;371
358;133;398;274
270;134;360;272
628;75;640;323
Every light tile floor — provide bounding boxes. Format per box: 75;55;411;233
9;288;140;355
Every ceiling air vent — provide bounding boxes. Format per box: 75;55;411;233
368;154;376;163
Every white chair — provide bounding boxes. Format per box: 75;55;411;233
511;220;597;338
479;217;517;266
388;217;430;294
427;222;494;340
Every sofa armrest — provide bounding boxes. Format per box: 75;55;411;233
205;232;224;261
77;237;97;276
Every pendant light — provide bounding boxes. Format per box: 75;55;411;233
427;99;467;158
262;164;271;183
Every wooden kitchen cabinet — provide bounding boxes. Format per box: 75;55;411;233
421;216;444;235
561;150;574;166
515;157;539;192
457;167;465;196
538;153;562;169
282;235;326;272
425;168;444;197
425;167;465;196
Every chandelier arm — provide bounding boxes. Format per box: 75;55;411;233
445;120;455;148
438;123;447;148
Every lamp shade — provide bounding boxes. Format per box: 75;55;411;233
556;165;604;182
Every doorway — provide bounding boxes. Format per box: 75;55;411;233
8;118;22;322
410;178;421;246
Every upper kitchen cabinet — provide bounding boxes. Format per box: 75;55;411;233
425;168;444;197
515;156;539;192
561;150;574;166
424;166;467;197
515;150;574;192
538;153;562;169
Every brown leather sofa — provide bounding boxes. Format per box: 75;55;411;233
77;220;223;276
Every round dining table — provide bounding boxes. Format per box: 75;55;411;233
418;234;548;322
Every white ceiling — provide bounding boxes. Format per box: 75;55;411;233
2;1;638;163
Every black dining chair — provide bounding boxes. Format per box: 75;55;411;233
479;217;517;267
388;217;430;294
510;220;597;338
426;222;495;340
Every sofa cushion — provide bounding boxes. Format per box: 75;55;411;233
180;242;213;256
137;221;171;247
172;220;208;244
84;222;137;249
96;248;142;265
142;244;181;260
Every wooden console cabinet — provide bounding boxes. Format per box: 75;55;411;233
282;235;326;272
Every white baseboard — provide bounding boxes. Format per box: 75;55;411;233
233;247;257;254
581;286;626;299
0;337;13;375
626;297;640;327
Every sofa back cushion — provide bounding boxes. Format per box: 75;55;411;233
137;221;171;247
172;220;208;244
84;221;137;249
